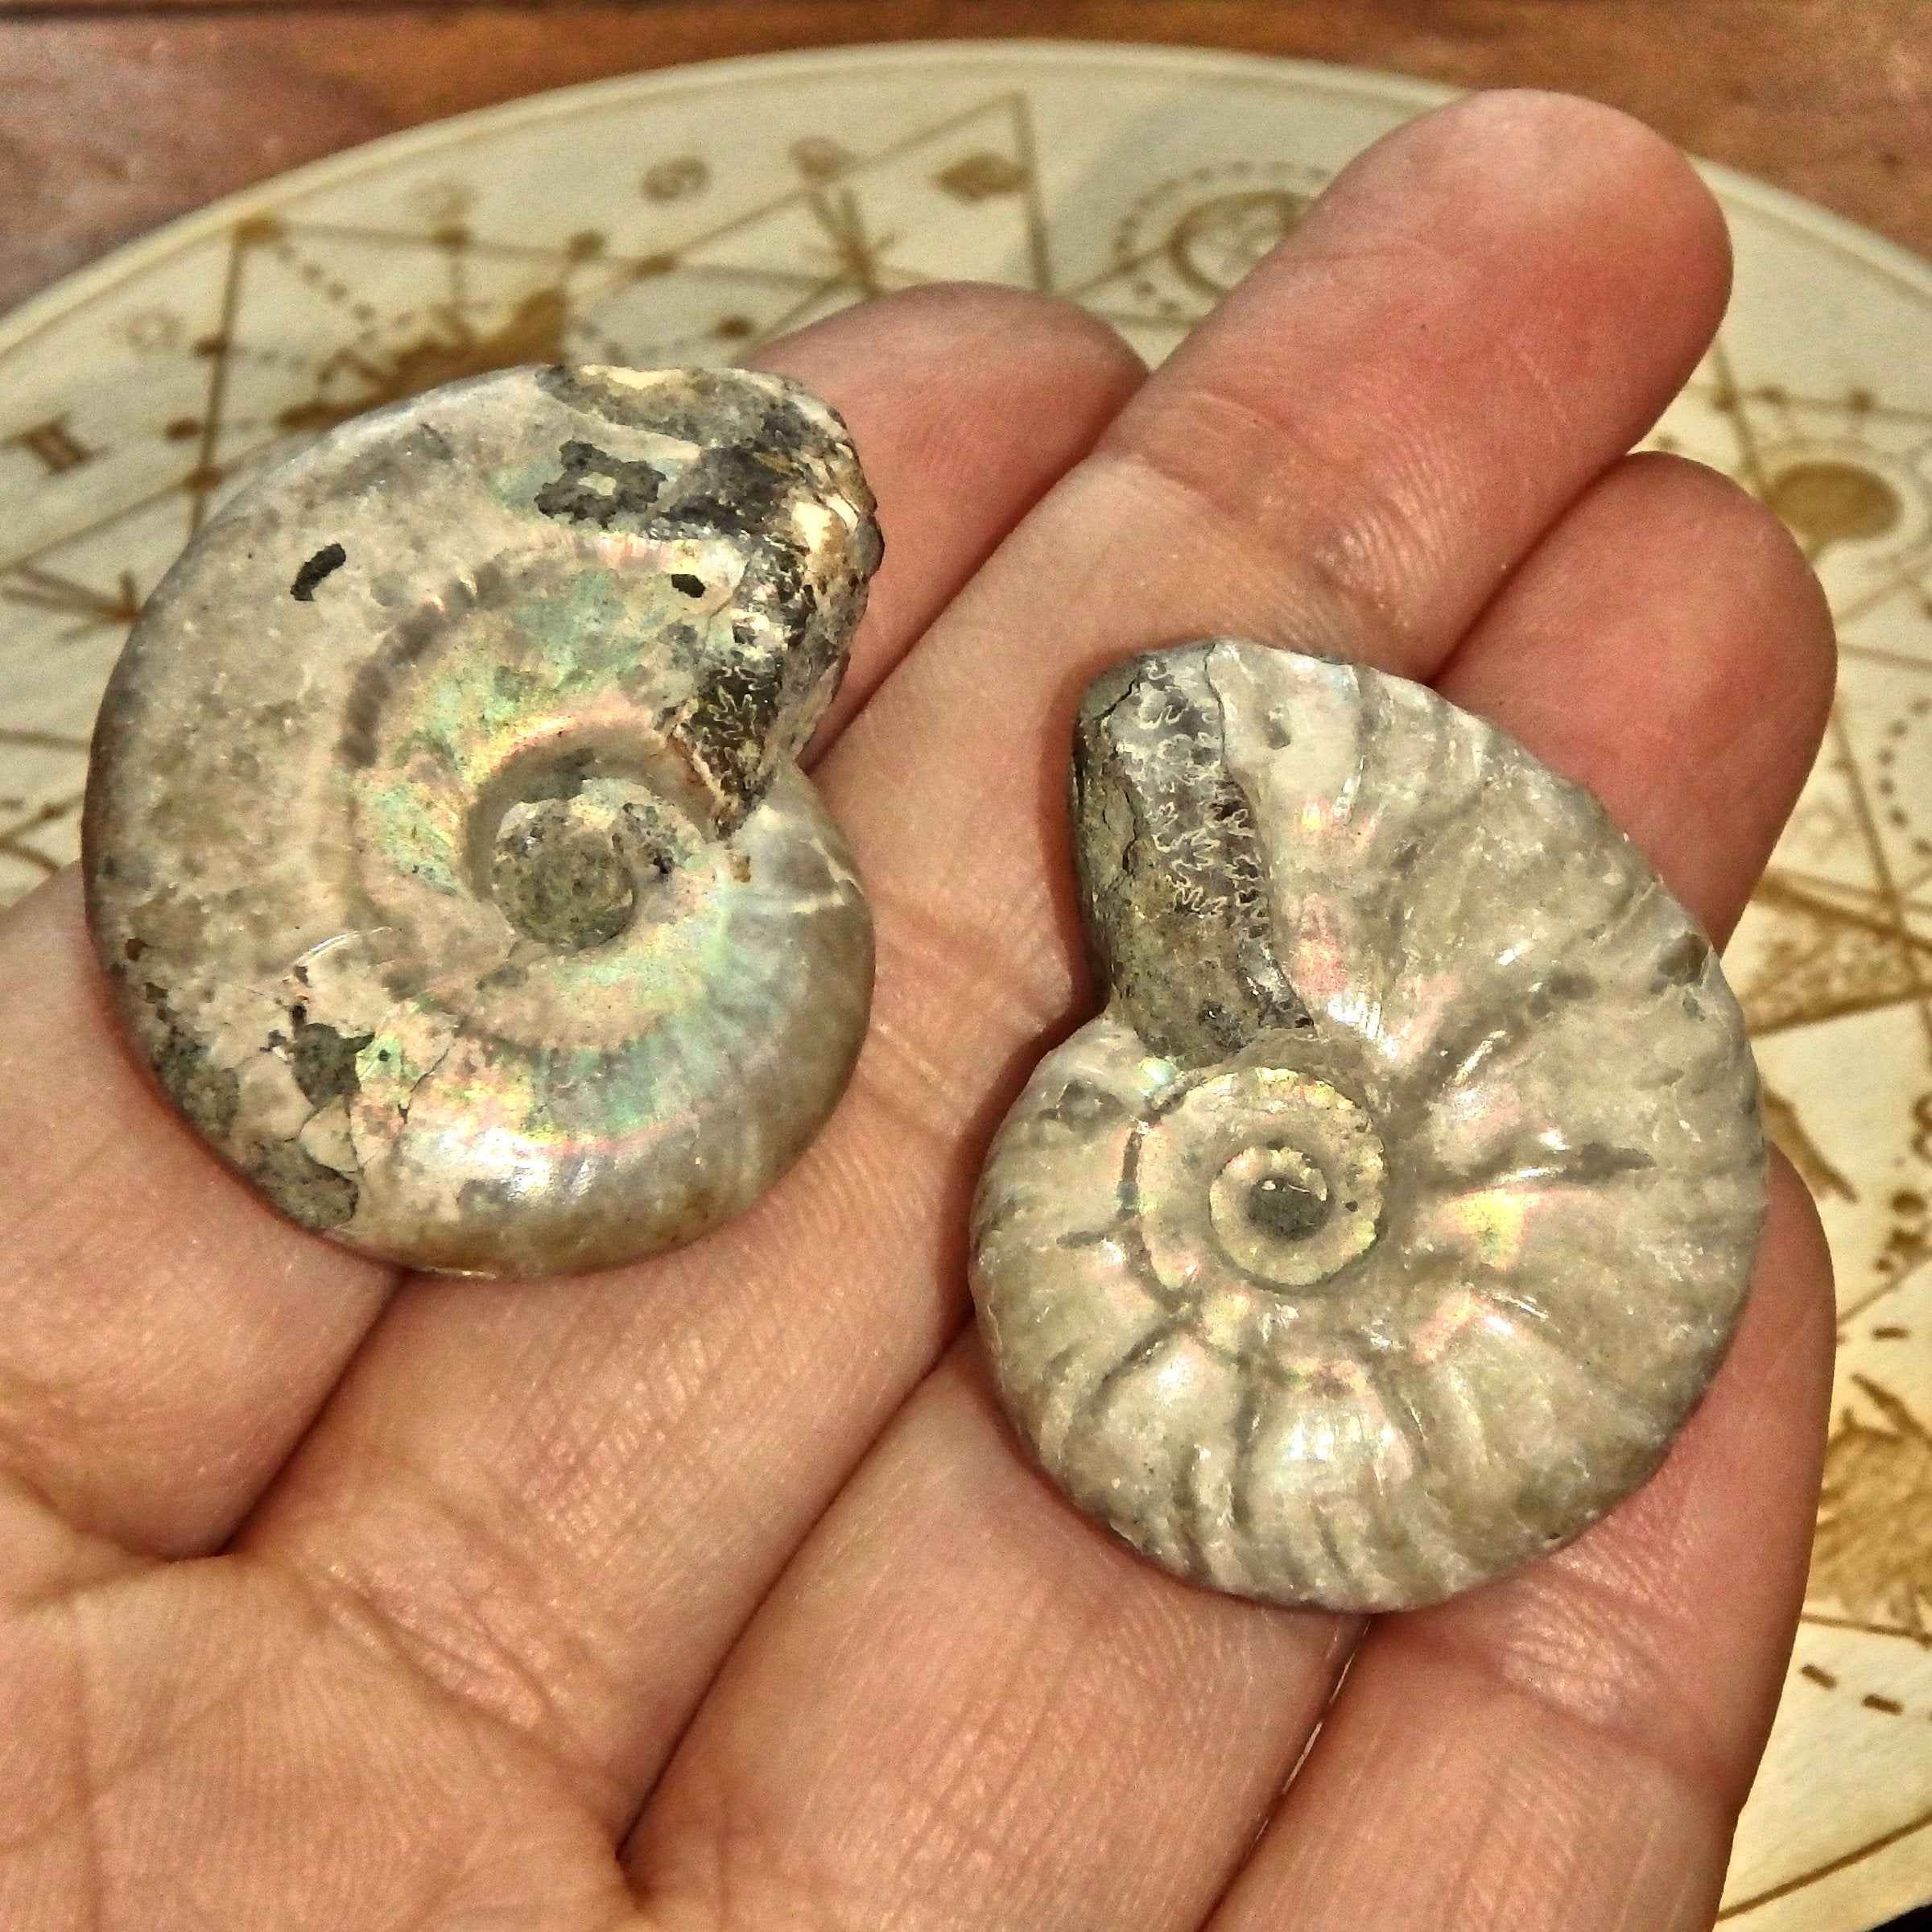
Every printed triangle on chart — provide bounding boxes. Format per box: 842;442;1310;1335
661;92;1046;297
207;220;584;457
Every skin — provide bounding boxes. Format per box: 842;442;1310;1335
0;89;1835;1932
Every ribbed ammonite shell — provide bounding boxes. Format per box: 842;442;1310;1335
971;641;1767;1612
84;365;881;1277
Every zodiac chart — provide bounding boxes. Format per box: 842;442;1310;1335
0;43;1926;1930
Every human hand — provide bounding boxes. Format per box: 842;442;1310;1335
0;90;1835;1931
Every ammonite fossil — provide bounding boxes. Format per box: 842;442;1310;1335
84;365;881;1278
971;641;1766;1612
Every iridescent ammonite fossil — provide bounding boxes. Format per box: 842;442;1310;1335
971;641;1766;1612
85;365;881;1277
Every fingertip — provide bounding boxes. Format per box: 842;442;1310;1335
1076;84;1743;688
1643;448;1839;786
751;280;1146;427
1301;86;1732;425
1377;86;1731;296
1437;446;1835;943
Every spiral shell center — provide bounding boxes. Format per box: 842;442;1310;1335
487;772;679;953
1142;1063;1386;1294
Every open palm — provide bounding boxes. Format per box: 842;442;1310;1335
0;91;1836;1931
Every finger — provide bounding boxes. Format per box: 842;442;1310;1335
1203;1159;1833;1932
0;283;1140;1565
1433;450;1834;944
253;89;1740;1843
1049;87;1730;683
740;283;1145;748
621;362;1834;1913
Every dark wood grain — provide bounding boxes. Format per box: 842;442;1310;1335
0;2;1929;316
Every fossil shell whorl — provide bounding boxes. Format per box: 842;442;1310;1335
971;641;1767;1612
83;365;881;1277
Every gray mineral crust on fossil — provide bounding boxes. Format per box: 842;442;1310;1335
971;640;1767;1612
84;364;881;1277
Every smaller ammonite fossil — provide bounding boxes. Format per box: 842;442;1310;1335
85;364;881;1277
971;641;1767;1612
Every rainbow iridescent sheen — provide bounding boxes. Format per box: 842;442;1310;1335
85;365;880;1275
972;642;1765;1612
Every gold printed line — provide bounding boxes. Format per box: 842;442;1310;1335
1717;1804;1932;1917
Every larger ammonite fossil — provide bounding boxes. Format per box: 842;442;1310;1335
85;365;881;1278
971;640;1766;1612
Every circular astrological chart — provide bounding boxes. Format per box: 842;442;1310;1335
0;39;1927;1929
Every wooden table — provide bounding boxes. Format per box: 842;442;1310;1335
2;7;1928;1931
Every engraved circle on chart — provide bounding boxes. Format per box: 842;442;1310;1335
0;42;1928;1930
1106;157;1331;316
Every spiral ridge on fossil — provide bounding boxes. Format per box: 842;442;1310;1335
971;641;1766;1612
84;365;881;1277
